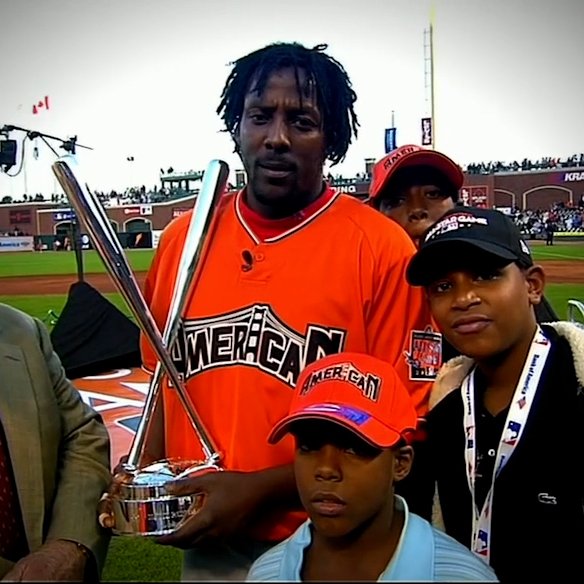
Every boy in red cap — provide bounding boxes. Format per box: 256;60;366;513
247;352;498;581
406;206;584;582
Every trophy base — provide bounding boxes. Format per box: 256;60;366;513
111;459;220;537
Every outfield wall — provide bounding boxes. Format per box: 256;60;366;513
1;166;583;237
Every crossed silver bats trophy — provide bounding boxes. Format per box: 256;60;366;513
52;156;229;536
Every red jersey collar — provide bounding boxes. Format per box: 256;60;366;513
236;184;338;243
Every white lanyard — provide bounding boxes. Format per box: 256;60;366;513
461;326;551;562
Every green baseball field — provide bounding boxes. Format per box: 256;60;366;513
1;244;583;323
0;242;583;580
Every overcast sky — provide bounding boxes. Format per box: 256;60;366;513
0;0;583;197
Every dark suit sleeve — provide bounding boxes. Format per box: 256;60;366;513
35;318;112;576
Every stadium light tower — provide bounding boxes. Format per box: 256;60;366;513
423;1;436;149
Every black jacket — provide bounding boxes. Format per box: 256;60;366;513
417;323;584;582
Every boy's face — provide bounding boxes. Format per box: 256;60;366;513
292;420;412;540
426;252;545;360
376;167;456;247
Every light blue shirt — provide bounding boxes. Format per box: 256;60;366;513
247;496;498;582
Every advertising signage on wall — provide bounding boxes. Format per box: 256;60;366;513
172;207;191;218
0;236;34;252
123;205;152;216
335;184;357;194
563;171;584;182
460;186;488;207
53;210;75;221
9;209;32;224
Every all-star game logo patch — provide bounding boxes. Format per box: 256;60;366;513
404;326;442;381
73;367;149;470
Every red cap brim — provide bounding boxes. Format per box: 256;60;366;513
268;407;407;449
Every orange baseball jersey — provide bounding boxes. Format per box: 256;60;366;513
141;187;434;541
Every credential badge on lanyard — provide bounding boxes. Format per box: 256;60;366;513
461;326;551;563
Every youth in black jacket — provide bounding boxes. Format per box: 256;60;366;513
418;322;584;582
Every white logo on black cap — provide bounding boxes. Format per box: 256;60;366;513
424;213;489;243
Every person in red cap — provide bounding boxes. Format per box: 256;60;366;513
246;352;498;582
368;144;464;246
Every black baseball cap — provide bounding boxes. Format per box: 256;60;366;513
406;207;533;286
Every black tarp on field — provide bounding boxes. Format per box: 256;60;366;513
51;281;141;379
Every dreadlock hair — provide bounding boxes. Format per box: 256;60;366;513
217;42;359;166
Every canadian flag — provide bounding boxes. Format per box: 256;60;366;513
32;96;50;115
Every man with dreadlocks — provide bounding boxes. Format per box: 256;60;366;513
99;42;433;580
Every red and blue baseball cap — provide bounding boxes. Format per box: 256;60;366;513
406;206;534;286
268;352;417;448
369;144;464;202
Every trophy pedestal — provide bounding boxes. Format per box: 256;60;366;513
112;459;220;536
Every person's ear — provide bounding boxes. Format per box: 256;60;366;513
392;445;413;482
525;265;546;305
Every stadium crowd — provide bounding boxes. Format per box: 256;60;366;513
464;152;584;174
509;200;584;238
2;154;584;206
1;226;30;237
0;185;193;207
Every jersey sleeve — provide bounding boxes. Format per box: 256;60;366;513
361;222;435;417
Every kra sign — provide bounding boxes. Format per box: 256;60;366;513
564;172;584;182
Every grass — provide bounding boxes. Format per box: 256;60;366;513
0;249;155;277
545;284;584;320
0;293;133;324
101;537;182;582
530;243;584;262
0;244;581;279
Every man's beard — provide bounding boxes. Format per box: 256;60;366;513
249;176;303;217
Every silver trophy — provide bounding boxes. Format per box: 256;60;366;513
52;156;229;536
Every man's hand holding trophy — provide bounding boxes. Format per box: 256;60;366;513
52;156;230;539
